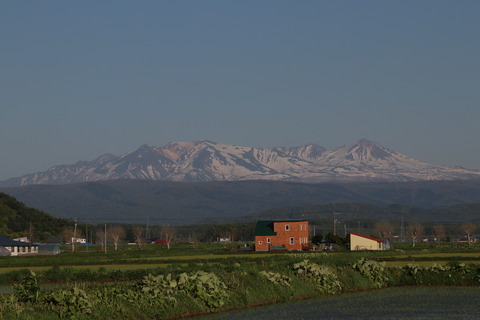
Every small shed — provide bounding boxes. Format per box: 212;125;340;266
349;232;384;251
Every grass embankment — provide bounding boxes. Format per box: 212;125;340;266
0;242;479;319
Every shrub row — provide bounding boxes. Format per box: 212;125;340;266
1;257;479;319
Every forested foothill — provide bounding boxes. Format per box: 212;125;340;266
0;193;70;241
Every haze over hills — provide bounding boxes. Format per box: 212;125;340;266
2;179;480;224
1;139;480;187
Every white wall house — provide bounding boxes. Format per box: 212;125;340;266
0;235;39;256
350;232;384;251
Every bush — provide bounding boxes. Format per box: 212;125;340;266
179;271;228;309
400;262;480;285
259;271;292;287
352;258;389;288
14;271;41;303
292;260;342;294
45;287;92;319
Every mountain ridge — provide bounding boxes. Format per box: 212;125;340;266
2;139;479;187
2;179;480;224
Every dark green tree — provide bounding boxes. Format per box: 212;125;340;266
311;234;323;245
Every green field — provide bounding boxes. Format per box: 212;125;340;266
2;242;480;276
0;242;479;320
0;250;277;274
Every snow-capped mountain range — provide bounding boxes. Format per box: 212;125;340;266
2;139;480;187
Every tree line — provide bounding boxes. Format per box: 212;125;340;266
372;220;477;247
1;192;478;248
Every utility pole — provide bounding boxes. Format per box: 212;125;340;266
333;212;336;235
104;224;107;253
73;218;77;252
333;212;341;235
400;215;405;242
145;216;151;241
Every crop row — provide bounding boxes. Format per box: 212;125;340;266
1;254;479;320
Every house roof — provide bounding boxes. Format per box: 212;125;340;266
254;220;308;236
0;235;31;247
254;221;277;236
350;232;384;243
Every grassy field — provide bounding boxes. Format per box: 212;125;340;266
0;242;479;319
0;250;278;274
2;242;480;275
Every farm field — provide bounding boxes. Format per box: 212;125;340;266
0;242;479;319
1;242;480;280
378;251;480;267
382;252;480;260
2;252;479;273
0;248;277;275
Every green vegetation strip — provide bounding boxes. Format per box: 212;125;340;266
0;263;176;274
0;252;276;274
384;260;480;267
1;248;480;320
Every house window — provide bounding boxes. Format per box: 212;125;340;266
290;237;294;245
285;224;290;231
258;241;263;245
267;238;271;243
300;224;303;231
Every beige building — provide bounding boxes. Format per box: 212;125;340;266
0;235;39;256
350;232;384;251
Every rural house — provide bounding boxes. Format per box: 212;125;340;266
254;220;309;251
0;235;39;256
349;232;384;251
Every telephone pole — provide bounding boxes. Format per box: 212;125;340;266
333;212;341;235
104;224;107;253
145;216;151;241
400;215;405;242
72;218;77;252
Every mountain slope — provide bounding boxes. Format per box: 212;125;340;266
2;179;480;224
0;192;70;240
2;139;479;187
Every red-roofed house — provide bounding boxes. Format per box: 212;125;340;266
349;232;384;251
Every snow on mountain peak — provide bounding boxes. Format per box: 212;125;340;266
1;139;480;187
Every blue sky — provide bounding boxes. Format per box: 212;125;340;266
1;1;479;181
